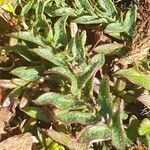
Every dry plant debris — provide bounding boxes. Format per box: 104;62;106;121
0;0;150;150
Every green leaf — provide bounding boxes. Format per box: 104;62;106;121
111;100;125;150
32;0;49;31
75;0;95;15
74;15;108;24
115;68;150;90
68;31;86;65
8;86;25;100
22;106;49;122
105;6;137;37
46;7;76;17
56;111;97;124
71;54;105;95
124;5;137;37
11;78;30;86
9;44;36;62
78;124;111;143
21;0;34;18
35;92;75;109
53;16;68;46
94;43;124;55
105;22;125;33
50;67;74;79
98;76;113;117
30;48;67;66
45;129;86;150
11;31;46;47
138;118;150;136
125;116;139;145
10;66;40;81
98;0;117;17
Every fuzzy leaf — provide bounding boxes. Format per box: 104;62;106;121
11;31;46;47
30;48;67;66
56;111;97;124
46;7;76;17
22;106;49;122
53;16;68;46
125;116;139;145
94;43;124;55
21;0;34;17
50;67;74;79
98;0;117;17
35;92;75;109
98;76;113;117
124;5;137;37
105;22;125;33
78;124;111;143
105;6;137;37
111;100;125;150
74;15;108;24
71;54;105;95
9;44;36;62
138;118;150;136
68;31;86;65
75;0;95;15
115;68;150;90
10;67;40;81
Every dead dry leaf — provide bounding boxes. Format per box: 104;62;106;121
0;107;12;134
0;132;35;150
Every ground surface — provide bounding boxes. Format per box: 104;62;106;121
0;0;150;150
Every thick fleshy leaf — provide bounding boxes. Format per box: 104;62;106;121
34;92;75;109
44;129;86;150
20;0;34;17
30;48;67;66
124;5;137;37
75;0;95;15
98;76;113;117
10;67;40;81
111;100;125;150
74;15;108;24
98;0;117;17
56;111;97;124
125;116;139;145
22;106;49;122
50;67;74;79
68;31;86;65
9;44;36;62
11;31;46;47
138;118;150;136
105;22;125;33
53;15;68;46
115;68;150;90
46;7;76;17
71;54;105;95
32;0;49;30
94;43;124;55
78;124;111;143
105;6;137;37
